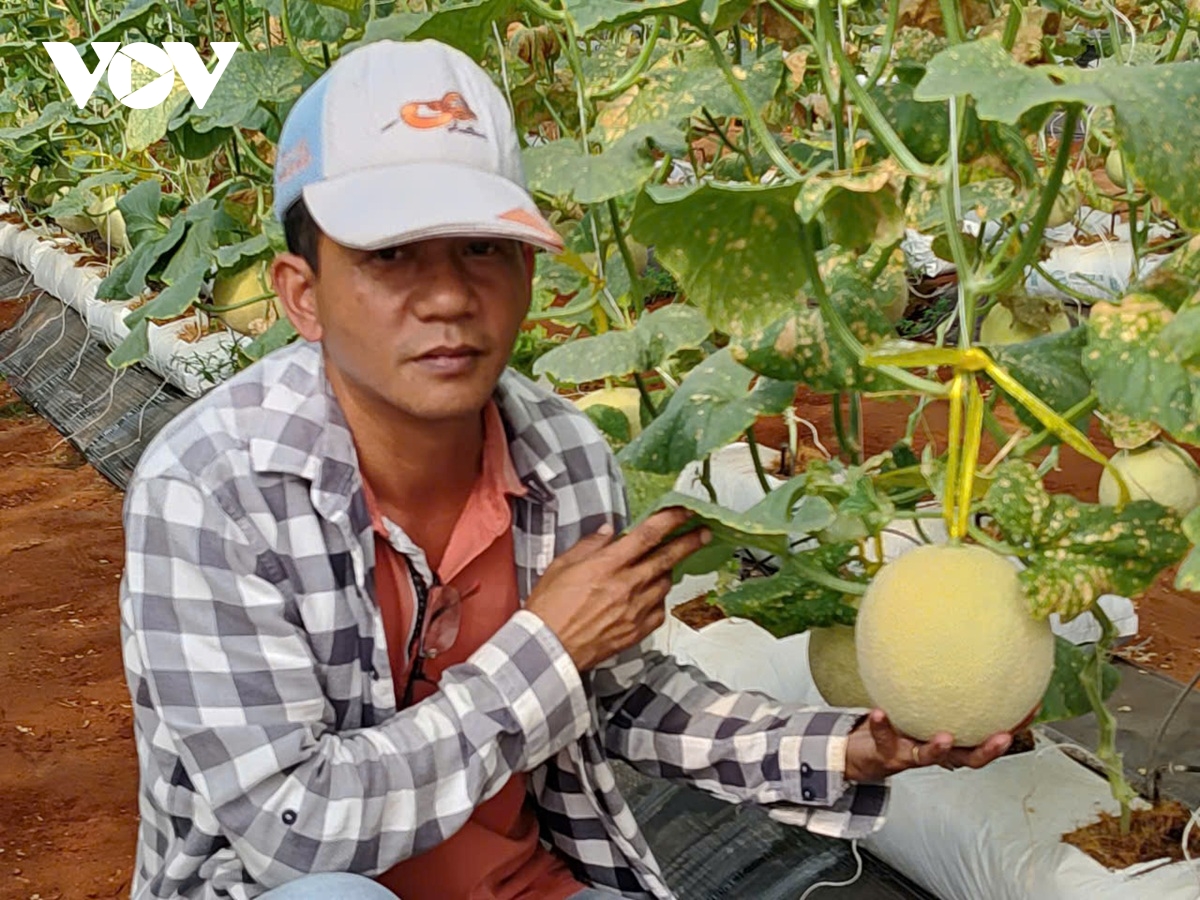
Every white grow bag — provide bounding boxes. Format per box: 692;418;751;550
646;443;1197;899
0;202;238;399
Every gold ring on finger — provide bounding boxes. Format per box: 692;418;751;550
911;745;921;765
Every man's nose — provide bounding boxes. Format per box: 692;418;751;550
413;250;475;320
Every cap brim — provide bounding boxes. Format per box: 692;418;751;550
302;162;565;254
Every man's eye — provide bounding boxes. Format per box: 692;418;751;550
466;240;501;256
374;247;400;262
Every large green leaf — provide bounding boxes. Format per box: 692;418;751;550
797;163;906;252
564;0;750;35
730;248;900;392
532;304;710;383
358;0;519;61
630;180;805;338
714;547;860;638
988;326;1092;432
594;46;782;152
106;318;150;369
1083;292;1200;447
617;348;796;475
184;48;305;133
640;477;836;560
984;462;1189;621
1035;637;1120;726
907;177;1024;233
869;79;983;165
125;79;190;152
92;0;161;42
523;123;665;204
253;0;350;41
916;38;1200;229
97;215;187;299
124;263;207;327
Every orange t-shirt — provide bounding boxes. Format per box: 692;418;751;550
363;400;584;900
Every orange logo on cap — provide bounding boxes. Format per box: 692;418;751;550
401;92;476;128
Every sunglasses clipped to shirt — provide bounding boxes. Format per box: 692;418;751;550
399;556;479;708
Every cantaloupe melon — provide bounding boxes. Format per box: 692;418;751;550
211;263;278;336
855;543;1054;747
86;195;130;253
573;387;643;438
1098;443;1200;517
979;302;1070;346
808;621;873;708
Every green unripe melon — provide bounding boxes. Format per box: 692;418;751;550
855;544;1054;747
808;623;873;708
979;303;1070;346
1098;443;1200;517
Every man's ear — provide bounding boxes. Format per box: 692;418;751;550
271;251;322;342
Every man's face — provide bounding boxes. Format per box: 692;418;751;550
303;235;533;424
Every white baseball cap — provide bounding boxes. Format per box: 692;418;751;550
272;39;564;253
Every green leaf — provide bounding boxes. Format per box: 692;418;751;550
524;124;663;205
988;326;1092;432
358;0;518;62
715;553;859;638
617;348;796;475
984;462;1189;621
594;46;782;153
161;201;221;283
564;0;751;36
117;179;166;248
215;233;273;270
908;177;1023;233
1175;507;1200;591
240;316;299;362
641;479;836;558
869;79;983;165
125;263;207;327
125;78;190;152
186;48;305;132
1083;292;1200;446
796;163;906;252
106;318;151;369
916;38;1200;229
253;0;350;40
533;304;711;383
730;247;899;392
630;180;805;338
1035;637;1120;726
620;463;678;523
582;404;632;449
96;216;187;300
92;0;161;42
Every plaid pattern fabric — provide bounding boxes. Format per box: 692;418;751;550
119;339;889;900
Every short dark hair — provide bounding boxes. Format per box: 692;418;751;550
283;199;321;274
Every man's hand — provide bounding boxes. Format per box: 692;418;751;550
843;707;1039;784
525;508;711;672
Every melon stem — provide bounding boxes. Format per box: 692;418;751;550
1084;604;1135;835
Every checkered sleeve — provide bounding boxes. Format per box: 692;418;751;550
588;454;888;841
122;473;593;887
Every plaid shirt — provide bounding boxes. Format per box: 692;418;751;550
119;339;889;900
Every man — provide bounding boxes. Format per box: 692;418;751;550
119;38;1019;900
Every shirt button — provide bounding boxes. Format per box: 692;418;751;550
282;810;297;825
800;763;812;776
802;789;815;801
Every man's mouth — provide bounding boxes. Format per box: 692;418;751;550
414;345;483;375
